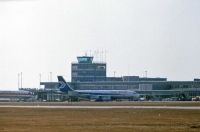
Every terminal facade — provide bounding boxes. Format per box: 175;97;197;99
40;56;200;101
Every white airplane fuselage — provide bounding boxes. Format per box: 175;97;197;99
58;76;140;101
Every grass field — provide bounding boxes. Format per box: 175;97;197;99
0;108;200;132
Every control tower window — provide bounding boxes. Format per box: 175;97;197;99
97;66;106;70
72;66;78;70
77;56;93;63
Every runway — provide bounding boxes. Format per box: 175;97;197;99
0;105;200;110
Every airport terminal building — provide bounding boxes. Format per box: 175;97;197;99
40;56;200;101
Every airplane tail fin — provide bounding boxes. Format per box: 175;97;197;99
57;76;74;93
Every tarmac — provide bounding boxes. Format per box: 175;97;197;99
0;105;200;110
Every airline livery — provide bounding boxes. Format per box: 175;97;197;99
58;76;140;101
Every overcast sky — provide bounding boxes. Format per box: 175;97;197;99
0;0;200;90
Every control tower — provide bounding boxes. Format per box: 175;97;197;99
71;56;106;82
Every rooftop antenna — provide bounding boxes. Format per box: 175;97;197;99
89;50;92;57
128;64;130;76
100;50;102;62
100;49;102;62
145;70;148;78
97;50;99;62
114;71;116;77
95;50;97;62
93;50;96;61
99;49;101;62
104;50;107;63
102;50;104;62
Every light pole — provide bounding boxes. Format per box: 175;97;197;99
50;72;52;82
18;73;20;89
39;73;41;89
114;71;116;77
20;72;23;88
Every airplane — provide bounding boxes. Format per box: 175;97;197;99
58;76;140;101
